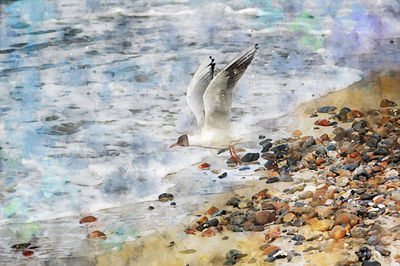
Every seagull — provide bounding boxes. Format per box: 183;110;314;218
170;44;258;165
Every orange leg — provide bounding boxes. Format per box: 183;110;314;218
229;145;242;166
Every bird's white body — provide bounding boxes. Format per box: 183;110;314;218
180;44;258;148
187;127;237;148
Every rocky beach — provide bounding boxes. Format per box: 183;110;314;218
93;70;400;265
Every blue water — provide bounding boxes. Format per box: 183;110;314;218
0;0;399;263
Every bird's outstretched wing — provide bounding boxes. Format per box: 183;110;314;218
203;44;258;130
186;56;215;128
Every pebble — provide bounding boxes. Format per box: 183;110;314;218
279;174;293;182
283;213;296;223
337;107;355;122
292;235;305;241
355;246;371;262
303;137;316;149
326;143;336;151
266;176;279;183
226;224;243;232
226;197;240;207
343;164;358;171
87;230;106;239
337;177;349;187
179;249;196;254
202;228;218;237
255;211;277;225
11;243;31;250
367;212;378;219
380;98;397;107
291;220;303;227
329;225;346;240
198;163;211;169
226;249;247;260
263;245;280;256
22;250;34;256
317;106;337;113
238;202;248;209
206;206;219;215
392;191;400;202
241;153;259;163
218;172;228;179
292;130;302;137
79;216;97;224
315;119;331;126
261;142;272;153
259;138;272;146
230;215;246;226
310;219;334;232
350;226;368;238
375;245;391;256
362;262;381;266
218;149;227;154
158;193;174;202
334;213;359;227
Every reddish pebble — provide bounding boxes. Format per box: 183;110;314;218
255;210;277;225
269;171;280;178
265;231;280;241
349;151;360;158
265;225;281;241
198;163;211;169
319;133;330;142
22;250;34;256
87;230;106;239
206;206;219;216
79;216;97;224
381;116;390;124
252;189;269;200
352;110;364;118
292;130;302;137
201;228;217;237
334;213;359;227
330;225;346;240
263;245;280;256
315;119;331;126
315;157;326;166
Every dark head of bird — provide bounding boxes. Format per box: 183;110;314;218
170;134;189;148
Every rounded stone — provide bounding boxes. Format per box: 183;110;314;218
255;210;277;225
329;225;346;240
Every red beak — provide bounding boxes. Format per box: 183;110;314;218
170;143;178;148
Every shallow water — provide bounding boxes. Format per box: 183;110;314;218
0;0;399;263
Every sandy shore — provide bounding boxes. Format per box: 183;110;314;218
95;70;400;266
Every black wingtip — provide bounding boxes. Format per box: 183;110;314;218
208;56;215;68
255;43;259;50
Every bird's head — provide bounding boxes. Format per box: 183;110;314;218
170;134;189;148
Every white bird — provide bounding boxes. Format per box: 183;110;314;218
170;44;258;164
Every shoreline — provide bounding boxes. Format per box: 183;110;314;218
96;69;400;265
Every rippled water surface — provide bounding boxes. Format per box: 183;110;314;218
0;0;399;263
